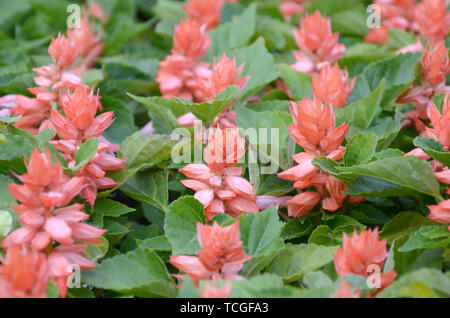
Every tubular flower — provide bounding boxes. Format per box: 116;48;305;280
312;64;356;108
292;11;345;73
2;149;106;250
194;54;250;102
364;0;416;45
68;15;104;74
1;148;103;297
173;20;211;61
180;128;258;221
280;0;305;22
50;86;113;143
421;42;450;87
424;95;450;148
334;280;361;298
156;19;211;101
414;0;449;43
170;221;250;285
0;245;49;298
334;228;397;292
184;0;224;31
286;97;348;155
427;200;450;228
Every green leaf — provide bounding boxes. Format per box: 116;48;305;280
0;210;12;238
281;219;314;241
82;248;177;297
121;169;169;212
91;199;135;227
330;9;368;36
73;138;99;171
344;133;377;166
137;235;172;252
338;155;442;199
100;97;138;144
164;196;206;255
378;268;450;298
335;80;384;129
349;52;421;107
118;132;178;170
345;175;417;197
380;211;435;242
413;137;450;168
268;243;336;282
85;236;109;263
398;225;450;252
128;94;183;135
175;85;239;127
226;38;278;101
277;64;313;100
312;157;356;183
205;3;256;60
231;273;298;298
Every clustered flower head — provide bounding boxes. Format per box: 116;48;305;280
10;4;106;134
50;85;126;207
1;148;106;297
312;64;356;108
334;228;397;294
180;127;259;221
397;42;450;131
291;10;345;74
277;96;363;216
170;221;250;285
407;94;450;230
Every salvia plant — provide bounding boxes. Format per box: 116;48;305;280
0;0;448;299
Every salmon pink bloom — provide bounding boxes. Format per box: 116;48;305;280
414;0;449;43
312;64;356;108
2;149;106;250
286;191;322;218
292;11;345;73
0;245;49;298
200;281;232;298
180;128;258;220
170;221;250;285
48;33;79;71
50;86;113;143
421;42;450;87
184;0;224;31
334;280;361;298
68;15;104;74
280;0;304;22
173;19;211;61
427;199;450;226
424;95;450;148
286;97;348;155
11;96;51;134
194;54;250;103
334;228;397;292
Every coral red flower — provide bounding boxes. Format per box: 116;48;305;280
292;11;345;72
184;0;224;31
312;64;355;108
427;199;450;226
194;54;250;103
170;221;250;285
424;95;450;148
334;228;397;292
286;97;348;155
421;42;450;87
0;245;49;298
48;33;79;71
280;0;304;22
180;128;258;220
414;0;449;43
173;19;211;61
